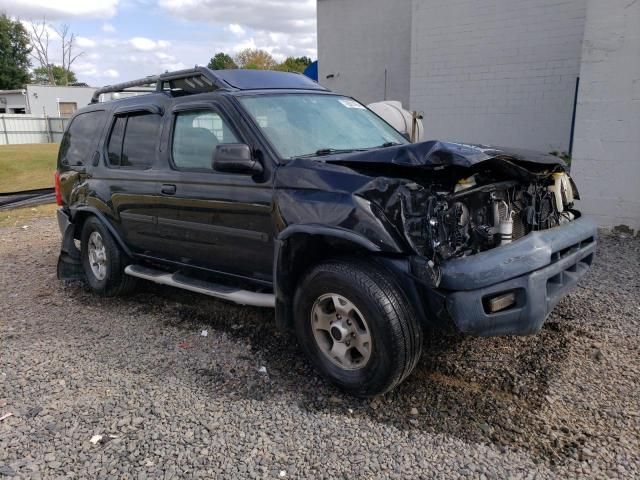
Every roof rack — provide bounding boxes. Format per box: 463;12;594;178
91;67;230;104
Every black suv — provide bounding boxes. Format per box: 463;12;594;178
56;67;597;396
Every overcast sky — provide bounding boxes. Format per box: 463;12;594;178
0;0;317;86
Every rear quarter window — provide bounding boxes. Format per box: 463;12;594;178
106;112;161;169
59;110;106;166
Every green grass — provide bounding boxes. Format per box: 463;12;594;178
0;143;59;193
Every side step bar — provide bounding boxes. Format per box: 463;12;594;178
124;265;275;308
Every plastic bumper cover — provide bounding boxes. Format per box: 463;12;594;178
56;208;83;280
440;216;597;336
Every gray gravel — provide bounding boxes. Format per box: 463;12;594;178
1;216;638;479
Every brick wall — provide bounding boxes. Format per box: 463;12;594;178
409;0;587;151
317;0;412;106
570;0;640;231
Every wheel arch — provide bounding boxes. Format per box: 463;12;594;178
71;207;133;258
273;224;424;330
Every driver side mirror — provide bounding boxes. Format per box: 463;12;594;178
212;143;263;175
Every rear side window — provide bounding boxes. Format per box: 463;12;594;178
171;110;239;170
107;117;126;166
106;113;161;169
59;111;105;166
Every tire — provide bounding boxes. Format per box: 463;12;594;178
294;259;423;396
80;216;137;296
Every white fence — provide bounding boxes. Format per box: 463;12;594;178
0;114;69;145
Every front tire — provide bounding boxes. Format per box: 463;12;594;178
294;259;423;396
81;216;136;296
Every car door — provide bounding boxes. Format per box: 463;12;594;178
151;98;275;284
101;106;167;254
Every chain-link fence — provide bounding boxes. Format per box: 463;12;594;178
0;115;69;145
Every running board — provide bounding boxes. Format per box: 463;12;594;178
124;265;275;308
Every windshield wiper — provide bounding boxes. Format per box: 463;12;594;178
296;148;366;158
295;143;401;159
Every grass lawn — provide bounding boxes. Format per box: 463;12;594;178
0;203;58;228
0;143;59;193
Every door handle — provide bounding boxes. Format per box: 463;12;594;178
161;184;176;195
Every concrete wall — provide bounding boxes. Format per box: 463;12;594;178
317;0;412;107
25;85;95;117
0;91;27;113
570;0;640;231
409;0;587;151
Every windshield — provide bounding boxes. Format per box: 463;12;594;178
238;94;409;159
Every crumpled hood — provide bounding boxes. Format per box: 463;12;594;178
321;140;566;169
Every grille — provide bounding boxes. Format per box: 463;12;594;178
550;237;595;264
546;236;595;299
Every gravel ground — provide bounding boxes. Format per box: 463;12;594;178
1;216;638;479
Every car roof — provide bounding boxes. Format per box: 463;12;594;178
215;69;327;91
91;67;328;104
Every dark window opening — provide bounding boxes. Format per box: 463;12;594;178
106;112;161;169
59;110;106;166
107;117;126;166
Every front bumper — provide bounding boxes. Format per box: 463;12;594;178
440;216;597;336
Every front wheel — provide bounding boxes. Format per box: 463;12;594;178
294;259;423;396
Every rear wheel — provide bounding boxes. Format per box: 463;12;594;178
81;216;137;296
294;259;423;396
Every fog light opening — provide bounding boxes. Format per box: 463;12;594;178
484;291;517;313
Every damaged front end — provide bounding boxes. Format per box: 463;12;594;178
392;159;581;274
350;142;580;271
332;141;597;335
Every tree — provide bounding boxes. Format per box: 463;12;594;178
234;48;276;70
207;52;237;70
57;23;83;85
27;19;83;86
32;64;77;85
274;56;312;73
0;14;31;89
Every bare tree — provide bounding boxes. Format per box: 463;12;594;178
56;24;84;86
27;19;84;86
28;19;54;85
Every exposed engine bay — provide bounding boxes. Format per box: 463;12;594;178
420;170;577;260
351;152;579;267
397;167;579;266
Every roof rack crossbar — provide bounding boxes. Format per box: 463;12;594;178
91;67;232;103
91;75;159;103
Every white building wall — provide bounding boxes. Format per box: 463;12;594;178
570;0;640;231
0;91;27;113
25;85;95;117
317;0;412;106
409;0;587;152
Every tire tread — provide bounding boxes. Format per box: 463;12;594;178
295;258;423;395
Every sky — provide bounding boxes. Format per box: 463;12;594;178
0;0;317;86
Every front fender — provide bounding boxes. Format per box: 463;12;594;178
273;224;393;330
272;224;433;331
277;224;385;252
